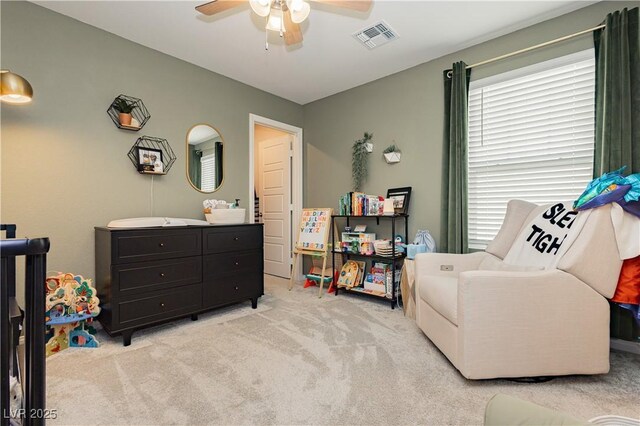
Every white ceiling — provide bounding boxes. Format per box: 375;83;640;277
34;0;596;105
188;124;220;144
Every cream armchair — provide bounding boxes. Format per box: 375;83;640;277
415;200;623;379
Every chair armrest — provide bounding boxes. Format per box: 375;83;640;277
414;252;488;279
456;269;610;379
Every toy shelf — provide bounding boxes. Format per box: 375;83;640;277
331;214;408;309
337;284;389;299
332;250;406;260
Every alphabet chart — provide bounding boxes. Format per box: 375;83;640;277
295;208;332;252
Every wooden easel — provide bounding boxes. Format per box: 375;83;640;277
289;208;334;298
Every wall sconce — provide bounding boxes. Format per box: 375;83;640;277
1;70;33;104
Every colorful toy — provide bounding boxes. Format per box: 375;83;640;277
45;272;101;356
337;260;366;289
304;266;339;294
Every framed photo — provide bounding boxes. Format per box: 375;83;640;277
137;148;163;173
386;187;412;215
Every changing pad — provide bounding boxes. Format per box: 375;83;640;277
107;217;209;228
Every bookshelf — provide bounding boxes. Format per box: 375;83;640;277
331;214;408;309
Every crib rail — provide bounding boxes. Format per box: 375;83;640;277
1;232;50;426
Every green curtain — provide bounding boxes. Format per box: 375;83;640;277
214;141;224;188
593;7;640;176
441;61;472;254
189;145;201;188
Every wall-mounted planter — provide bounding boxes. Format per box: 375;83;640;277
107;94;150;131
127;136;176;175
384;152;401;164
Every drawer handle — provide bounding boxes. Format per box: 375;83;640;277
160;302;166;308
159;243;165;248
234;236;240;241
159;273;165;278
235;286;239;290
235;262;239;266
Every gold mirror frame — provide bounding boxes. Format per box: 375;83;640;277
186;123;225;193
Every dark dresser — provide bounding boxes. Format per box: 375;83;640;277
95;224;263;346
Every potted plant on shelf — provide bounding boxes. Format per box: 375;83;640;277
352;132;373;191
383;144;401;164
112;98;138;127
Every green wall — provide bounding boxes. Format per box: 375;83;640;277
2;0;636;296
302;1;636;246
0;1;303;301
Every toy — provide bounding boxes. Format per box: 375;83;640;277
304;266;339;294
337;260;366;289
45;272;101;356
290;208;335;298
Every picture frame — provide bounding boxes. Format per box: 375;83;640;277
137;147;163;173
386;186;412;215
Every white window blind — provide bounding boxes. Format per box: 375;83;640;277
201;154;216;192
467;50;595;249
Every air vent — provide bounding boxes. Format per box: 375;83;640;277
353;20;398;50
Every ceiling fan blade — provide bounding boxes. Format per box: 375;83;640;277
195;0;246;16
311;0;371;12
283;11;303;46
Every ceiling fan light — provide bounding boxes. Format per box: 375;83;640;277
289;1;310;24
249;0;272;17
286;0;303;11
266;13;285;32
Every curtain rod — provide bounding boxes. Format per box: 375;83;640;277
447;24;606;76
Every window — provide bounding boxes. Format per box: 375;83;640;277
467;50;596;249
200;154;216;191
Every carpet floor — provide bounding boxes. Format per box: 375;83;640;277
47;275;640;425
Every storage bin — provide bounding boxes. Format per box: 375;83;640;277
610;302;640;342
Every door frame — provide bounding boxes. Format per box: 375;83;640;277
249;113;303;281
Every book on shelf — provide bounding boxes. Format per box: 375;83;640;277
338;192;385;216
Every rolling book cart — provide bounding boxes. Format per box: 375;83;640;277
331;214;408;309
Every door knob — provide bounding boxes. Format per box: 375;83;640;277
160;302;165;308
159;273;165;278
234;237;240;241
235;262;239;266
159;243;165;247
235;286;239;290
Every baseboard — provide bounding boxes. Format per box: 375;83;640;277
610;338;640;355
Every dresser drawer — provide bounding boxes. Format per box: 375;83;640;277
114;229;201;264
115;257;202;297
203;250;262;277
118;283;202;326
203;273;262;308
203;225;262;254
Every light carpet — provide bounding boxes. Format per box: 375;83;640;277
47;275;640;425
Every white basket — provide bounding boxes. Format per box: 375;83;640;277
384;152;401;164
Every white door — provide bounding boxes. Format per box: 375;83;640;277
258;135;292;278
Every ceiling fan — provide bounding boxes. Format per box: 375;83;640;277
195;0;372;49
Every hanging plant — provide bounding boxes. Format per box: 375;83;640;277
383;143;401;164
352;132;373;191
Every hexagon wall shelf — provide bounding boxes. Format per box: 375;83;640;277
107;94;150;131
127;136;176;175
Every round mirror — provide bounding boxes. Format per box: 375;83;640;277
186;124;224;192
